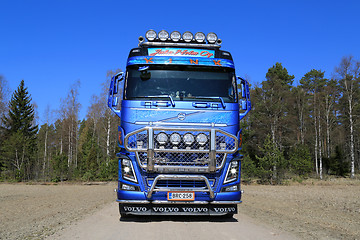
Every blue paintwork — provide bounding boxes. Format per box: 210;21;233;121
127;56;235;69
109;45;251;208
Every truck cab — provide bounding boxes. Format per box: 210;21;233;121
108;30;251;216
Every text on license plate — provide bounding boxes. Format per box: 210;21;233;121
167;191;195;201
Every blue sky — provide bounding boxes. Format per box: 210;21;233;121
1;0;359;123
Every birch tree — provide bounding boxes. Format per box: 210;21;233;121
300;70;326;178
336;56;360;178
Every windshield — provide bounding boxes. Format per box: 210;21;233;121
124;66;236;103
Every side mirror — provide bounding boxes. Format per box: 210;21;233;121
108;72;124;117
113;72;124;94
237;76;251;119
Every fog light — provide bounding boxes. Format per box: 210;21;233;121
221;184;240;192
122;183;136;191
120;182;140;191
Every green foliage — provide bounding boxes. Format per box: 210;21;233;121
256;135;286;184
289;144;312;176
1;80;38;138
1;80;38;180
323;146;350;177
51;153;68;182
97;158;118;180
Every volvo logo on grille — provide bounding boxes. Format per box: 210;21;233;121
177;113;186;121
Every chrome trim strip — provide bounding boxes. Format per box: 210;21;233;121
116;200;150;204
135;121;227;127
152;200;209;204
147;175;214;199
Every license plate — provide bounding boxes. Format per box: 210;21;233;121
167;191;195;201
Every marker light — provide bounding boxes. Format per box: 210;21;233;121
145;30;157;41
182;31;193;42
170;31;181;42
206;32;218;44
156;132;168;144
183;133;195;145
158;30;169;41
194;32;206;43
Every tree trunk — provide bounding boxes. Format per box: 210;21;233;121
348;99;355;178
318;109;323;180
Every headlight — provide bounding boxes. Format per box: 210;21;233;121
158;30;169;41
224;161;239;184
145;30;157;41
170;133;181;145
156;132;168;144
182;31;193;42
121;159;137;183
196;133;208;145
170;31;181;42
194;32;205;43
206;32;218;44
183;133;195;145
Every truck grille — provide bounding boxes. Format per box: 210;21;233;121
124;127;238;172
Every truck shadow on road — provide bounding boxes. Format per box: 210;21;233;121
120;215;238;223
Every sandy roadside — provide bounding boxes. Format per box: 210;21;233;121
1;179;359;239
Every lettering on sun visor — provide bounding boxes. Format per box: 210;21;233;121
148;48;215;58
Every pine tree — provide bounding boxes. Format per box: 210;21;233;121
1;80;38;180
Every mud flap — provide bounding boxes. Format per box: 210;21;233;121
119;203;237;216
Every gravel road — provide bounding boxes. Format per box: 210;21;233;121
48;201;296;240
1;179;359;240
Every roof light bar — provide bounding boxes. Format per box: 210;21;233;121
142;30;220;45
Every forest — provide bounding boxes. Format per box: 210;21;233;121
0;56;359;183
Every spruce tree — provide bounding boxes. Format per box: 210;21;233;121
2;80;37;138
1;80;38;180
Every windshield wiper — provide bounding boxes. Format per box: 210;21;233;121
191;96;226;109
136;95;175;107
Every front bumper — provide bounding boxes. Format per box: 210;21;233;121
118;200;240;216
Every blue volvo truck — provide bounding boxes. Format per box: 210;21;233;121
108;30;251;217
